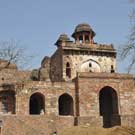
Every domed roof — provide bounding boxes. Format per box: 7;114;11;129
75;23;92;32
55;33;70;46
72;23;96;38
58;33;70;41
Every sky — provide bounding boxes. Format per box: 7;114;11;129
0;0;133;72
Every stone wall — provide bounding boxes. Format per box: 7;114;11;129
77;116;102;126
39;56;51;81
16;81;75;115
1;115;135;135
77;72;135;117
121;115;135;127
0;67;134;133
62;48;116;80
0;115;74;135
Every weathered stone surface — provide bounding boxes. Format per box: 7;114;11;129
30;69;39;81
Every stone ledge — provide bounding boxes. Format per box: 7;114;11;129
78;72;133;79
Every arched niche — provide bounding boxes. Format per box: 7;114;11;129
66;62;71;78
58;93;74;116
0;90;16;114
81;59;101;72
29;92;45;115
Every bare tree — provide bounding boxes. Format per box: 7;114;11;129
120;1;135;73
0;40;33;69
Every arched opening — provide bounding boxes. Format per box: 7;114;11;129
59;93;74;115
0;90;15;114
85;35;89;42
66;62;71;78
29;93;45;115
89;62;92;67
111;65;115;73
99;86;121;128
79;36;83;43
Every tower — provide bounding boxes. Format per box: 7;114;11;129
41;23;116;82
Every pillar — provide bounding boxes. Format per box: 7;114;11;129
82;34;85;43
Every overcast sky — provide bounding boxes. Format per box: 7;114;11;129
0;0;132;72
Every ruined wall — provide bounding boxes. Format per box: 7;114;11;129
0;69;30;84
0;68;30;115
0;60;17;70
50;48;63;81
39;56;51;81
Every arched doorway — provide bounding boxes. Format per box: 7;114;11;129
0;90;15;114
99;86;121;128
29;93;45;115
59;93;74;115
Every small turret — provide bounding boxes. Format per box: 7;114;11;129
55;33;70;47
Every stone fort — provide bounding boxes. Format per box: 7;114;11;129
0;23;135;135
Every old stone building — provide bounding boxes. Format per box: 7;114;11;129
0;23;134;135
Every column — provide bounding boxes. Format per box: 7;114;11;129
76;35;79;43
82;34;85;43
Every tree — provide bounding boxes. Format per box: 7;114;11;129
0;39;33;69
120;0;135;73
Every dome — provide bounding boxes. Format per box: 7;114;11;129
72;23;96;38
58;33;70;41
75;23;92;32
55;33;70;46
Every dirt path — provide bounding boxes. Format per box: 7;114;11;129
60;126;135;135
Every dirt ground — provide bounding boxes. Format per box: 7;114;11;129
60;126;135;135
